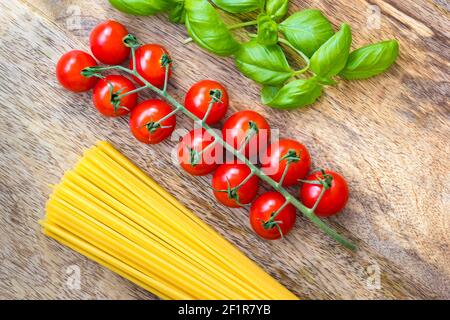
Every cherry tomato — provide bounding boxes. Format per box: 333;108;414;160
90;20;130;65
261;139;311;187
129;99;176;144
178;128;220;176
222;110;271;162
249;192;296;240
185;80;229;125
92;75;137;117
131;44;172;89
300;170;349;217
56;50;98;92
212;164;259;208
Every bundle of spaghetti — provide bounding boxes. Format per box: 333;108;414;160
39;141;298;300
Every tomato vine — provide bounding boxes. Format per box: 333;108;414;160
82;37;357;250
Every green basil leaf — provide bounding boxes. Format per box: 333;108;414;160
340;40;399;79
310;23;352;78
169;0;186;23
266;0;289;21
261;78;323;109
211;0;263;13
257;14;278;46
234;39;293;86
108;0;170;15
279;9;334;58
185;0;240;56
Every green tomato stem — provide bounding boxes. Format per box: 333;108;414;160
202;94;218;124
163;64;170;96
277;161;291;188
272;201;290;226
131;47;137;72
117;85;147;99
311;185;327;212
236;171;255;189
155;106;181;126
213;171;255;200
199;138;218;155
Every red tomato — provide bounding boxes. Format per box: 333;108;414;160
300;170;349;217
129;99;176;144
178;128;220;176
185;80;229;125
92;75;138;117
261;139;311;187
90;20;130;65
222;110;271;162
131;44;172;89
212;164;259;208
249;192;296;240
56;50;98;92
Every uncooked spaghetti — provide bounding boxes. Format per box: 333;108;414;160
39;141;298;300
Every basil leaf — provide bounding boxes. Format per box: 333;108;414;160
234;39;293;86
211;0;263;13
279;9;334;58
108;0;170;15
169;0;186;23
185;0;240;56
340;40;399;79
257;14;278;46
261;78;323;109
266;0;289;21
310;23;352;78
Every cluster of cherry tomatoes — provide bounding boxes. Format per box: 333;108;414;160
56;20;350;241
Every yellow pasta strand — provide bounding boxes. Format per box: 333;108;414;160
39;142;299;300
95;143;292;296
87;147;286;297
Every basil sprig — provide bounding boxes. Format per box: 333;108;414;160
279;9;334;58
235;39;293;86
109;0;400;111
211;0;264;13
184;0;240;56
340;40;399;79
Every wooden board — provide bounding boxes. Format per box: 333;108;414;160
0;0;448;299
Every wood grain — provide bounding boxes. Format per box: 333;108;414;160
0;0;448;299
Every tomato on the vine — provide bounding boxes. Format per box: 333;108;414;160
178;128;221;176
222;110;271;162
249;192;296;240
300;170;349;217
56;50;98;92
131;44;172;89
212;164;259;208
261;139;311;187
93;75;137;117
185;80;229;125
130;99;176;144
90;20;130;65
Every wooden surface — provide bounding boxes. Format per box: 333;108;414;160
0;0;448;300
